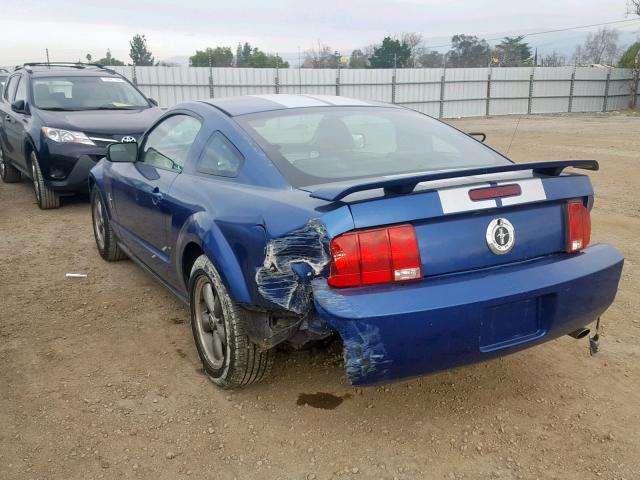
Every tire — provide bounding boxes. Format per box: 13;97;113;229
0;144;21;183
189;255;274;389
91;188;127;261
30;152;60;209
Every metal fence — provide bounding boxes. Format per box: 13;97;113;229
5;64;638;118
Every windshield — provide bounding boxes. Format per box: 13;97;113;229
236;106;510;187
31;76;149;111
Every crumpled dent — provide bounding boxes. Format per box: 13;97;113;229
341;323;392;384
255;219;330;314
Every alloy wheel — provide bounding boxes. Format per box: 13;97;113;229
193;276;227;369
93;197;106;250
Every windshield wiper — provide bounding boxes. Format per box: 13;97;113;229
93;106;143;110
38;107;82;111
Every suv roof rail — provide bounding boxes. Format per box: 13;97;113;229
15;62;117;74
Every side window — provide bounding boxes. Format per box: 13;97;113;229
14;77;27;103
140;114;202;171
3;75;18;102
196;131;244;177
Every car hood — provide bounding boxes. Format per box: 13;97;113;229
37;107;163;134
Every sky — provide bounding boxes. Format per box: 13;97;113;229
1;0;639;66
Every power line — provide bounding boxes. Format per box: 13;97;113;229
423;18;640;49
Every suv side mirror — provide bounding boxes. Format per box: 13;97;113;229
107;142;138;163
148;98;159;107
11;99;27;114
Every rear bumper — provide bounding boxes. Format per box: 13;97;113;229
312;244;624;386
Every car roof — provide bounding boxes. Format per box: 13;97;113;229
201;94;398;117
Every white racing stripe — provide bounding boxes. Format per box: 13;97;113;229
439;183;497;213
250;94;328;108
437;177;547;214
498;178;546;205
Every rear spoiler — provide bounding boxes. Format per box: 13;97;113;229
308;160;599;202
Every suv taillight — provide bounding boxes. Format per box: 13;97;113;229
567;201;591;253
328;224;422;288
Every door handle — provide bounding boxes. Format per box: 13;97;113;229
151;186;163;206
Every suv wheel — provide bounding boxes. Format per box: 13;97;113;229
189;255;274;389
30;152;60;209
0;144;21;183
91;188;127;261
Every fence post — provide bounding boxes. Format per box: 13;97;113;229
336;67;341;96
602;69;611;112
633;70;639;109
132;65;138;86
391;67;397;104
208;65;214;98
485;69;492;116
527;69;534;114
568;68;576;113
275;70;280;94
439;71;446;119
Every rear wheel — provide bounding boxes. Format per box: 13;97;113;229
91;188;127;261
0;144;21;183
30;152;60;209
189;255;274;389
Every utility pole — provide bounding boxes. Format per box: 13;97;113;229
45;48;50;66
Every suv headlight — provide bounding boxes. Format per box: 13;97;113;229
42;127;95;146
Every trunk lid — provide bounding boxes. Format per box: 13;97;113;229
313;167;595;278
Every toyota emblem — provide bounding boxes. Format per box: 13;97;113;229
121;136;137;143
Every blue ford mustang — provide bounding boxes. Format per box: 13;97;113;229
89;94;624;389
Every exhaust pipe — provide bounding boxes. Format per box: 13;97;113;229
568;327;590;339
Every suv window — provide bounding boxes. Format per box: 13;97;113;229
140;114;202;171
14;77;27;103
197;132;244;177
3;75;19;102
31;75;149;111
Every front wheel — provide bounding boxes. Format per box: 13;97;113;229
91;188;127;261
30;152;60;209
189;255;274;389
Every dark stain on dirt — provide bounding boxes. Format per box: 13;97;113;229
176;348;187;358
171;317;185;324
296;392;351;410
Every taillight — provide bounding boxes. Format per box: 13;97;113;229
328;224;422;288
566;201;591;253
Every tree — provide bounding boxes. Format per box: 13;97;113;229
446;35;490;67
618;42;640;68
541;51;566;67
494;36;532;66
349;49;368;68
233;43;288;68
632;0;640;15
401;32;423;67
129;34;155;66
85;53;92;63
235;43;253;67
573;27;619;65
189;47;234;67
97;49;125;66
368;37;411;68
416;50;444;67
302;44;340;68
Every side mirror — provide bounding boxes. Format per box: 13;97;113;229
107;142;138;163
11;99;27;114
148;98;159;107
468;132;486;143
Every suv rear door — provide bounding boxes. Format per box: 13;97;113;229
4;74;29;169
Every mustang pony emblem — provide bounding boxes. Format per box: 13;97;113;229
486;218;515;255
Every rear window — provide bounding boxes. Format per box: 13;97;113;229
236;106;510;187
31;75;149;111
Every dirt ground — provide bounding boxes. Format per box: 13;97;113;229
1;112;639;480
